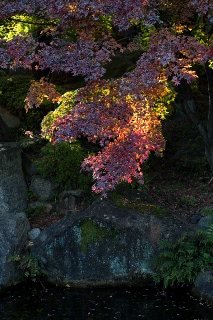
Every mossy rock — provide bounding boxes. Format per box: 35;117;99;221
80;218;118;253
31;199;189;286
111;193;171;218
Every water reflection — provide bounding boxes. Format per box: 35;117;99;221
0;283;212;320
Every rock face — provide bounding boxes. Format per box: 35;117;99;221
32;200;188;287
29;176;55;201
0;143;27;217
0;142;30;287
0;213;30;287
0;106;20;129
0;116;14;142
0;142;27;217
193;271;213;301
56;190;89;215
197;215;213;230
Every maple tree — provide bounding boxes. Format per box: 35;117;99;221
0;0;212;195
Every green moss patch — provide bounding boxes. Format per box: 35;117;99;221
111;193;171;218
80;218;117;253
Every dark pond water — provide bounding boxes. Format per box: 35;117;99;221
0;283;212;320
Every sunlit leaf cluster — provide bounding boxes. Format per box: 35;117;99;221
48;79;165;195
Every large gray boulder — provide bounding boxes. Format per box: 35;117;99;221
32;200;188;287
0;212;30;287
0;142;30;288
193;271;213;302
0;142;27;217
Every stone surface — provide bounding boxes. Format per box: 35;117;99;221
0;116;14;142
0;212;30;287
29;176;55;201
28;228;41;241
56;190;86;215
197;215;213;230
32;200;188;287
0;142;27;217
0;106;20;128
193;271;213;301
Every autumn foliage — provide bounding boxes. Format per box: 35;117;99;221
0;0;212;195
47;79;165;194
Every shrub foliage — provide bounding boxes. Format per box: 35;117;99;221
36;141;93;190
154;229;213;287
